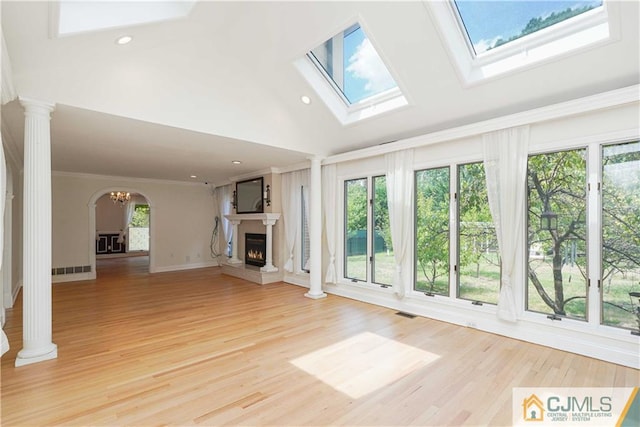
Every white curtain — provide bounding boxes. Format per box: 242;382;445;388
118;197;137;245
322;164;337;283
300;172;310;272
1;136;9;356
216;185;233;257
483;125;530;322
385;149;414;298
281;170;308;273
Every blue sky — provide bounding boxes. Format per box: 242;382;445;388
454;1;603;52
341;26;398;104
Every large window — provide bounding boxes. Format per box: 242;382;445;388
457;162;500;304
372;176;393;286
527;149;587;320
343;176;393;285
345;178;368;281
415;167;450;296
601;141;640;330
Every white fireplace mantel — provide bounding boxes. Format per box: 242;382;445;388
224;213;281;273
225;213;281;223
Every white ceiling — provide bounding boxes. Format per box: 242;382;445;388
2;1;639;184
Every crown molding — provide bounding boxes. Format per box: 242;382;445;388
324;84;640;165
52;170;204;187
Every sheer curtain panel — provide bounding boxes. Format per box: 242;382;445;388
281;171;301;272
216;185;233;257
483;125;530;322
385;149;414;298
323;164;338;283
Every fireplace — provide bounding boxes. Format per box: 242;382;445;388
245;233;267;267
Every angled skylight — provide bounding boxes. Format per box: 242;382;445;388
56;0;196;36
296;22;407;125
309;24;399;105
428;0;617;84
453;0;604;56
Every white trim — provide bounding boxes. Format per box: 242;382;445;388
53;170;203;187
283;273;310;288
324;84;639;165
52;273;93;283
153;260;219;273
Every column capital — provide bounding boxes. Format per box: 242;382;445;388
306;156;324;165
19;97;55;117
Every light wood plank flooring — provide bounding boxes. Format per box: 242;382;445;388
1;257;638;426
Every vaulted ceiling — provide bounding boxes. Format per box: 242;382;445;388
2;1;639;185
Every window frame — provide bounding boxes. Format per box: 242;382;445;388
427;0;619;85
413;165;452;297
294;19;408;125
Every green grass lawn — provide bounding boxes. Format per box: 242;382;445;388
347;252;640;330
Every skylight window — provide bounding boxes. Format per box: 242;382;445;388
453;0;604;56
296;22;407;125
428;0;617;85
309;24;399;105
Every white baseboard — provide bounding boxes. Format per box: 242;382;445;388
283;273;310;288
52;273;93;284
154;260;219;273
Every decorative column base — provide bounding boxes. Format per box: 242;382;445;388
260;264;278;273
304;291;327;300
15;343;57;367
227;258;243;265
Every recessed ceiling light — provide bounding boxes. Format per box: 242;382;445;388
301;95;311;105
190;175;197;179
116;35;133;45
231;160;242;165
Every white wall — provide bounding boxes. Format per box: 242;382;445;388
95;193;126;233
315;98;640;368
52;173;218;275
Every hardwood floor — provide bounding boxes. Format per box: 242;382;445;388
1;257;638;426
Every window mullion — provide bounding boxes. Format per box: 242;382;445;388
450;164;458;300
587;143;602;326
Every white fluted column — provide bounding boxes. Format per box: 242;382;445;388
228;219;242;264
16;98;57;367
260;218;278;272
305;157;326;299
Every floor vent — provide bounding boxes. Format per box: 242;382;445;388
395;311;416;319
52;265;91;276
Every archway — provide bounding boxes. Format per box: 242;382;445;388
87;187;156;278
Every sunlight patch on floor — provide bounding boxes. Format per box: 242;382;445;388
290;332;440;399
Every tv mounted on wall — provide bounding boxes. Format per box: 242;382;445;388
236;177;264;214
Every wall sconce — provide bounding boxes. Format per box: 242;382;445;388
231;190;237;210
264;185;271;207
540;210;557;231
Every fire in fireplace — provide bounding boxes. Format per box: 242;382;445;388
245;233;267;267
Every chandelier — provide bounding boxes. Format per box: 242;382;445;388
110;191;131;206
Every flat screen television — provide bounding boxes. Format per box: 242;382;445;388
236;177;264;214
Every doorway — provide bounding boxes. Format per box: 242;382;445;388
89;188;155;278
